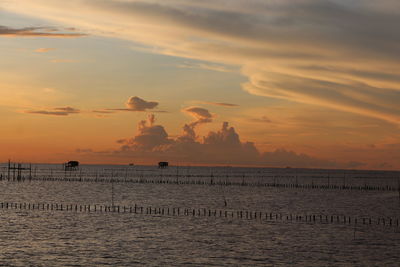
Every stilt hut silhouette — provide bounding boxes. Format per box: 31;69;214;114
64;161;79;171
158;162;168;168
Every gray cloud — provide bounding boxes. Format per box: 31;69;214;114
92;110;115;114
0;25;86;38
203;102;239;107
120;114;172;151
108;96;159;112
261;149;365;169
180;107;214;141
25;110;71;116
94;97;166;116
125;96;158;111
117;116;259;164
5;0;400;123
76;148;93;153
24;106;80;116
183;106;213;125
115;114;359;168
249;116;272;123
178;62;236;73
74;0;400;123
35;48;55;53
242;70;400;124
53;107;80;113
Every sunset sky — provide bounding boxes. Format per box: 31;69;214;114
1;0;400;169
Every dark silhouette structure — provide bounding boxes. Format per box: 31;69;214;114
7;160;32;181
158;162;168;168
64;161;79;171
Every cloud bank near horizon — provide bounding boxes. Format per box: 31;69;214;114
112;113;362;168
3;0;400;124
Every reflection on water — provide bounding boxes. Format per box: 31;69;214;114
0;165;399;266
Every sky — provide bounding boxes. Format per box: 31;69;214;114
0;0;399;169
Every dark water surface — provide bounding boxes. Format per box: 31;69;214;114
0;165;399;266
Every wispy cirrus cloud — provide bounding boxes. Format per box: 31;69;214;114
249;116;272;124
0;25;86;38
188;101;239;108
178;62;236;73
4;1;400;124
203;102;239;107
35;47;55;53
24;106;80;116
50;59;78;63
92;110;115;114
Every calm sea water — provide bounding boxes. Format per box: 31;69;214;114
0;164;399;266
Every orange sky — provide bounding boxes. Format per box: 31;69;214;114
1;1;400;170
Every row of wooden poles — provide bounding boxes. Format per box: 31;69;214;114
0;202;399;229
1;174;399;192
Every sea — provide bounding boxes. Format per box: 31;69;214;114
0;163;399;266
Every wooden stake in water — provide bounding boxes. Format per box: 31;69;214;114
7;159;10;180
176;165;179;184
398;178;400;206
111;170;115;209
327;173;330;188
111;180;114;207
